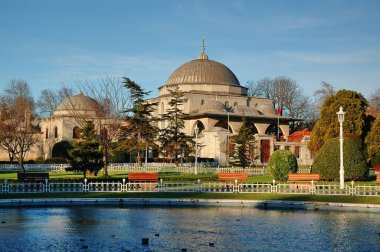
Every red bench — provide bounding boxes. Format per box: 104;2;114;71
288;173;320;182
128;172;159;182
374;165;380;175
217;173;249;182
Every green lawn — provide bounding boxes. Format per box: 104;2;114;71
0;171;377;185
0;192;379;204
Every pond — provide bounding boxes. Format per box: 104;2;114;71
0;206;379;251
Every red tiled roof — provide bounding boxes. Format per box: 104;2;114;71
288;129;312;142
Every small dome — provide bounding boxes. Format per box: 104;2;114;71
166;59;240;86
200;100;225;112
54;93;102;117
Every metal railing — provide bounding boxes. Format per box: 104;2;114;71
0;179;378;196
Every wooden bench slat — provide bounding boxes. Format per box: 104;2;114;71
218;173;248;181
288;173;320;182
128;172;159;182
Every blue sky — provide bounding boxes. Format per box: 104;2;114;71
1;0;380;99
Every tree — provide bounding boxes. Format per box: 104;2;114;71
74;76;131;176
0;80;38;172
312;138;368;181
68;122;103;178
119;78;158;167
231;115;258;168
36;87;73;117
247;77;313;132
267;150;298;181
369;87;380;113
365;117;380;159
158;85;194;164
308;89;368;153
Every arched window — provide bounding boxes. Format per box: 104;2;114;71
73;126;81;139
45;128;49;139
194;120;205;135
225;101;230;107
234;102;238;107
201;99;205;105
54;126;58;138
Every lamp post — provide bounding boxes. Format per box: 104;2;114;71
337;106;345;189
194;124;199;175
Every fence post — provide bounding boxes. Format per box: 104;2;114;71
311;180;314;194
84;178;88;192
272;179;276;194
122;178;126;192
351;180;355;196
45;178;50;193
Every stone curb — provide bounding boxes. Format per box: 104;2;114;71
0;198;379;213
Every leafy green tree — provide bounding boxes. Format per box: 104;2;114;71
119;78;158;167
267;150;298;181
231;116;258;168
308;89;368;153
68;122;103;178
313;138;368;181
365;117;380;159
158;85;194;164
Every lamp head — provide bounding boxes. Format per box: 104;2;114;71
337;106;345;123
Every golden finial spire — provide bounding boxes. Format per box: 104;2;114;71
198;35;209;60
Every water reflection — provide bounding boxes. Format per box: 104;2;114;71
0;206;378;251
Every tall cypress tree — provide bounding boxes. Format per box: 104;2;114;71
120;78;158;167
232;115;258;168
158;85;194;164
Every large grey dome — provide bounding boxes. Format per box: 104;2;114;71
166;58;240;86
54;93;102;117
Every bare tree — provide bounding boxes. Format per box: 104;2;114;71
247;77;314;132
0;80;39;172
69;75;131;176
36;87;74;117
369;87;380;113
313;81;336;114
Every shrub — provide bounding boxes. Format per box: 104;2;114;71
52;141;72;159
313;138;368;181
267;150;298;181
110;150;130;163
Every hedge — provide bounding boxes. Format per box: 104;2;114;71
267;150;298;181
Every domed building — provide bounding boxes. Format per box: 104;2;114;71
40;93;106;159
149;40;312;166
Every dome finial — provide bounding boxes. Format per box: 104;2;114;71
198;35;209;60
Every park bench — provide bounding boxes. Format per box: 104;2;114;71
217;173;249;182
288;173;320;182
127;172;159;191
374;165;380;175
17;172;49;182
128;173;159;182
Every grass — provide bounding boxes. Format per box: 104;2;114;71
0;192;379;204
0;171;378;185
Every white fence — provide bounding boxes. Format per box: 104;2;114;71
0;180;379;196
0;163;313;175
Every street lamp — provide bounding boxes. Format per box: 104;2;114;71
337;106;345;189
194;124;199;175
223;106;233;167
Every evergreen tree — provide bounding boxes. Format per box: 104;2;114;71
119;78;158;167
231;115;258;168
365;117;380;159
308;89;368;153
68;122;103;178
158;85;194;164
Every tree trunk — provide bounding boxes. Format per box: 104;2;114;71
137;151;142;167
102;146;108;176
18;159;26;173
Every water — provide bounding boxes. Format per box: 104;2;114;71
0;206;379;252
